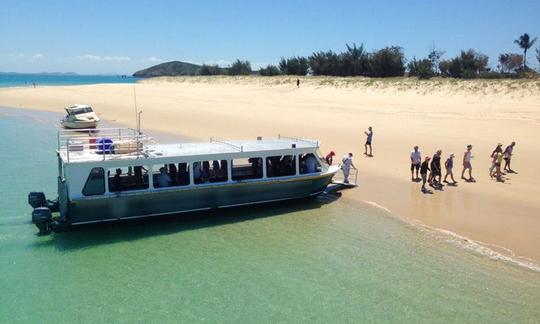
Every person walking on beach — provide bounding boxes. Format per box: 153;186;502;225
296;79;300;88
341;153;356;184
429;150;442;186
325;151;336;165
489;143;503;177
461;144;475;182
420;156;431;193
443;153;457;184
494;150;504;182
410;146;421;181
364;127;373;157
503;141;516;173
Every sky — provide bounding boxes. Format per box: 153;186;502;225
1;0;539;74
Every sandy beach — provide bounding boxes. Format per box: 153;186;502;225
1;76;539;262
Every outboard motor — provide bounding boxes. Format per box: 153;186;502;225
32;207;52;235
28;192;46;209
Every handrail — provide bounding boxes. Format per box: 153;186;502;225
58;127;156;162
210;137;244;152
278;134;319;147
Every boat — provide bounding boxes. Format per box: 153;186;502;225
28;128;341;234
60;105;100;129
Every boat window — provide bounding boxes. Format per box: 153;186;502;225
82;167;105;196
266;155;296;177
193;160;228;184
299;153;321;174
232;158;262;181
108;165;149;192
152;163;192;188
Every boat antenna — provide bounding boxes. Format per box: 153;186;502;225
133;84;140;134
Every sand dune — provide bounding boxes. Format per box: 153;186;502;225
1;76;539;261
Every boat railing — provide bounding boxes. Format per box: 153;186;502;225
278;134;319;147
58;128;157;162
210;137;244;152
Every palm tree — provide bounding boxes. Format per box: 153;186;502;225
514;33;537;69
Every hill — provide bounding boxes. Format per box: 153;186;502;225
133;61;201;77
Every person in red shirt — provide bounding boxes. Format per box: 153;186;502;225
325;151;336;165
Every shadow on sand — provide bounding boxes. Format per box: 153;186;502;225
32;193;342;252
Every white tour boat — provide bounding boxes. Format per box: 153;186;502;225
28;128;341;234
61;105;100;129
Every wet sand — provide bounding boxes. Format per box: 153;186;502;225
1;76;539;262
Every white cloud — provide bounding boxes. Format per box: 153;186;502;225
74;54;131;61
32;53;44;59
140;56;163;63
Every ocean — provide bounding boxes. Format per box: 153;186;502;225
0;107;539;323
0;73;140;88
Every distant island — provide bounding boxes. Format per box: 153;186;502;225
133;61;204;77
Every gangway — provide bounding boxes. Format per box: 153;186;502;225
330;166;358;188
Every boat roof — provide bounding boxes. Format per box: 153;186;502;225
66;104;92;111
58;128;320;164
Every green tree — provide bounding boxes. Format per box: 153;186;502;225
259;64;281;76
228;59;252;75
199;64;222;75
439;49;488;78
278;57;309;75
308;50;341;76
498;53;523;73
408;57;434;79
514;33;537;69
369;46;406;77
340;43;370;76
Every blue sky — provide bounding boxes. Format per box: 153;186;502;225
1;0;539;74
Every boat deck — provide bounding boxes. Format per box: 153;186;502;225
58;128;320;163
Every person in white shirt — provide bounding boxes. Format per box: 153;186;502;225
410;145;421;181
461;144;475;182
341;153;357;183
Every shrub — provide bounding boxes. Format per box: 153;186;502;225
439;49;488;78
278;57;309;75
498;53;523;73
259;64;281;76
370;46;406;77
308;50;341;76
408;57;434;79
198;64;223;75
228;59;252;75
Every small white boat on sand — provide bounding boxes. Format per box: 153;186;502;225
61;105;100;129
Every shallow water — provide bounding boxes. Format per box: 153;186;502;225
1;107;539;323
0;73;140;88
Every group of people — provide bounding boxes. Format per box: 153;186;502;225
410;142;516;193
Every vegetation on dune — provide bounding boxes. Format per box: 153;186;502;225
514;33;537;70
134;33;540;79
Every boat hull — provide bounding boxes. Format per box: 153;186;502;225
61;120;98;129
61;174;333;226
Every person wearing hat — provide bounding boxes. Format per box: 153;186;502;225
325;151;336;165
420;156;431;192
461;144;475;182
443;153;457;184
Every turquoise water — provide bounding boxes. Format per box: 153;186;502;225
0;73;140;88
1;107;539;323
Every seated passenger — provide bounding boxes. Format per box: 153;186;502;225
202;161;210;182
113;168;122;190
193;162;203;184
157;167;171;188
168;163;177;184
305;154;318;173
212;160;220;177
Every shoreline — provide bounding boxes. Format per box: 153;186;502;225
1;78;539;264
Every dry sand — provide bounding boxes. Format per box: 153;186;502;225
1;76;539;263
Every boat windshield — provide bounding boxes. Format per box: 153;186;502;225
70;107;93;115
